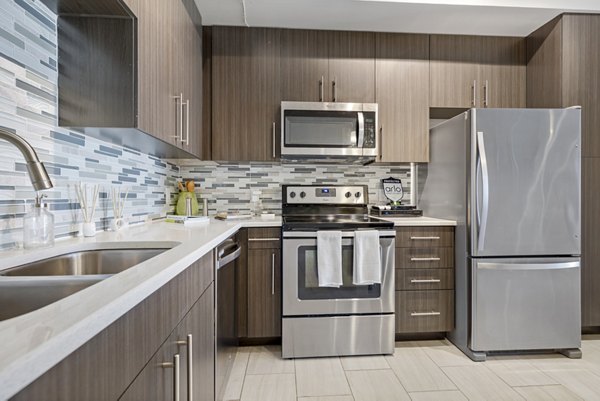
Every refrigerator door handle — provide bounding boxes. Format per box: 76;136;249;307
477;261;580;271
476;131;489;252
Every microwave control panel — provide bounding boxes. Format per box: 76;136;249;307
363;112;376;148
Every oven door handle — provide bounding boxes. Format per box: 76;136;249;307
283;230;396;239
357;112;365;148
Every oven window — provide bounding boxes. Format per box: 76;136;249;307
284;111;358;147
297;245;381;300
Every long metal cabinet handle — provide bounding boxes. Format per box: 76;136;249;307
332;77;337;102
248;237;280;242
171;94;183;140
183;99;190;145
176;335;194;401
483;80;489;108
357;112;365;148
410;257;441;261
161;354;181;401
411;311;441;317
271;252;275;295
319;76;324;101
410;279;441;283
272;122;276;159
471;80;476;106
410;236;440;240
476;131;489;252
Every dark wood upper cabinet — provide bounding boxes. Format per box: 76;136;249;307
280;29;329;102
280;29;375;103
41;0;202;159
430;34;525;109
328;31;376;103
375;33;430;162
211;26;281;161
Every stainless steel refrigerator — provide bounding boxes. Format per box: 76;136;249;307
419;108;582;361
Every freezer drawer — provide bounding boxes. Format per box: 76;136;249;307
471;257;581;352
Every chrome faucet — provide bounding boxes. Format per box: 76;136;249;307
0;128;53;191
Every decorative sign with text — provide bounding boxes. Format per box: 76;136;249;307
382;177;404;203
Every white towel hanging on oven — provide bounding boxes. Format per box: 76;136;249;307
353;230;381;285
317;230;343;287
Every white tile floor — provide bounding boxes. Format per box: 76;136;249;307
222;336;600;401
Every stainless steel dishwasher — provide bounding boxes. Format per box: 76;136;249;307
215;236;241;401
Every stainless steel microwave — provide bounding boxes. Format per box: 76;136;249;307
280;101;378;163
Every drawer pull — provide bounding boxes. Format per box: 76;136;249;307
410;257;441;262
410;279;441;283
410;236;440;240
248;237;280;242
411;311;441;317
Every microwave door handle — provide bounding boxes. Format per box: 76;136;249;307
357;112;365;148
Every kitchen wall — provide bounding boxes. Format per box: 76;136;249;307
0;0;412;249
0;0;179;249
180;162;412;215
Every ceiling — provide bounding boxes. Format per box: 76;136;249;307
194;0;600;36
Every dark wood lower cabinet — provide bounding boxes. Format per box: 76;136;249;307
120;284;215;401
11;253;214;401
395;290;455;333
247;248;282;338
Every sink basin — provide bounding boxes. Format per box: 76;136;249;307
0;276;106;322
0;247;171;321
1;248;168;276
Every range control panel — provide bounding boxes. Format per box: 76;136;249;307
284;185;368;205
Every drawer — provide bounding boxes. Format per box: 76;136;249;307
396;247;454;269
395;290;454;333
247;227;281;249
396;269;454;291
395;226;454;248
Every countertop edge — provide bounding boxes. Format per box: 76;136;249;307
0;218;279;399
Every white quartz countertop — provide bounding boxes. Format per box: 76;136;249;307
0;213;454;398
0;216;281;400
375;216;457;226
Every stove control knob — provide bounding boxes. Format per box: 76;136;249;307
355;192;361;198
345;191;352;198
289;191;296;199
300;191;306;198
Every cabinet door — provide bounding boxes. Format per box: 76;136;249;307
132;0;178;145
376;33;429;162
174;2;203;157
479;36;526;108
430;35;481;108
212;27;281;161
174;284;215;401
247;248;281;338
119;336;179;401
280;29;329;102
328;31;375;103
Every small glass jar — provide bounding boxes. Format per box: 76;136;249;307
23;195;54;249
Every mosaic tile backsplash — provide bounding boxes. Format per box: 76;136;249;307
0;0;411;250
180;162;412;216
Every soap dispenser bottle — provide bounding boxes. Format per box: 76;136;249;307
23;194;54;249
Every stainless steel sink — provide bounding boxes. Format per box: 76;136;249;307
1;248;168;276
0;247;171;321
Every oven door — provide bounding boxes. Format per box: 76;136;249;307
282;230;395;316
